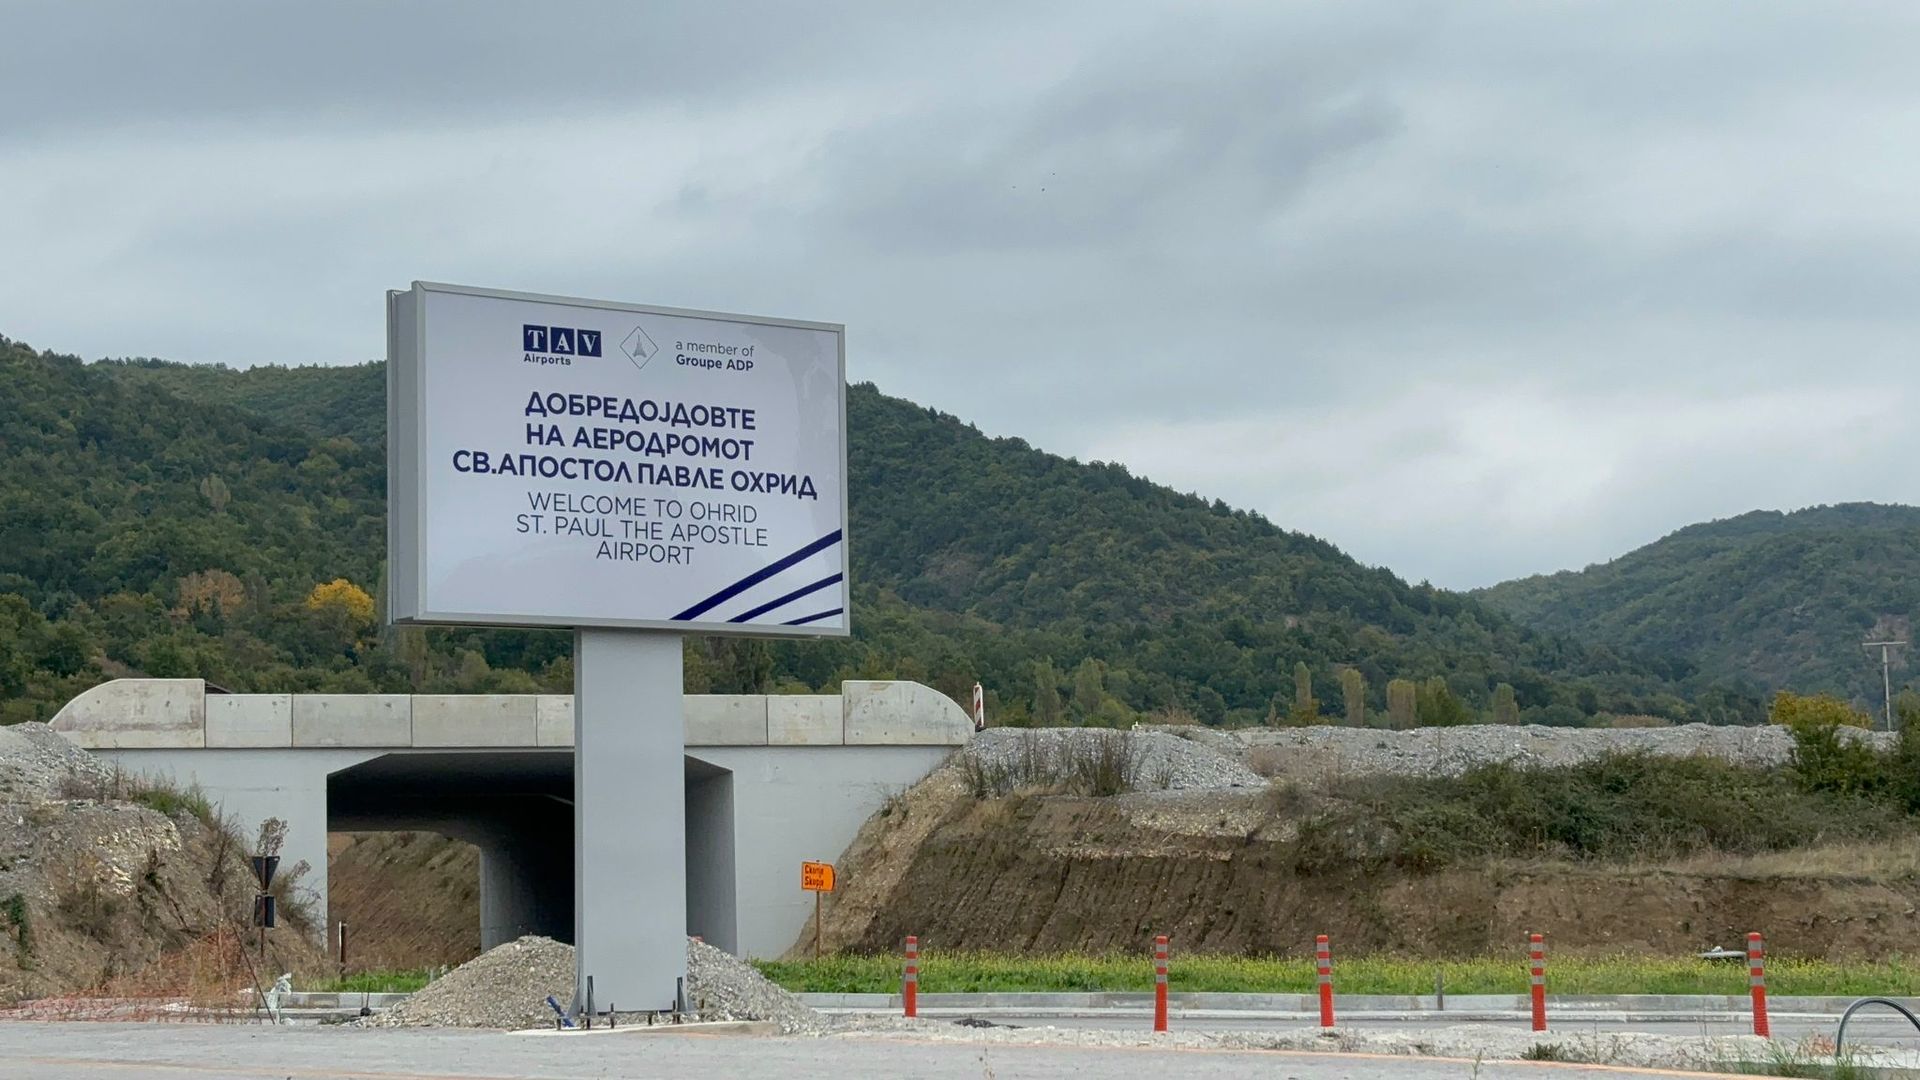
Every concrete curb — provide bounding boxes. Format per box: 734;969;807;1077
278;992;412;1009
511;1020;777;1037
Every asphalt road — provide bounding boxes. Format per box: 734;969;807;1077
0;1021;1800;1080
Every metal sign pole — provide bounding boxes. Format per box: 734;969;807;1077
574;629;686;1013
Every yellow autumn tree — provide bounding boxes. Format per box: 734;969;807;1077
1769;690;1871;732
305;578;376;645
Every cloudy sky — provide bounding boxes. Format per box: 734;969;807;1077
5;1;1916;588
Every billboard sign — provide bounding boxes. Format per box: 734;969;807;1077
388;282;848;635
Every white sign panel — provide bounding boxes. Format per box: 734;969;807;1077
388;282;848;636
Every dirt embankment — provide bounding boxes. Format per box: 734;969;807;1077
328;832;481;970
814;785;1920;958
802;727;1920;960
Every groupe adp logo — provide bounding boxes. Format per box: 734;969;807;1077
522;324;602;359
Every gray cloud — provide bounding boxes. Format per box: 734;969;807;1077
3;1;1916;586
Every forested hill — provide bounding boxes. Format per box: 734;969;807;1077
1476;504;1920;705
0;336;1744;727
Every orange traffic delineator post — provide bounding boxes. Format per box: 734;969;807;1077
1316;934;1335;1028
902;930;917;1014
903;935;919;1018
1529;933;1547;1032
1748;932;1770;1038
1153;935;1169;1033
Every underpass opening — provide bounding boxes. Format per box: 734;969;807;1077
325;751;737;961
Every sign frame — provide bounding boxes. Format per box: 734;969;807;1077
387;280;850;638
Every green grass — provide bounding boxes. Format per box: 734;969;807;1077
310;969;437;994
754;952;1920;997
129;783;215;826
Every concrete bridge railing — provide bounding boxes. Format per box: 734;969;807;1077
49;678;973;749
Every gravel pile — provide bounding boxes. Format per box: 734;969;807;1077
686;937;825;1034
1150;721;1899;780
370;936;573;1029
369;935;824;1033
963;728;1264;793
0;722;112;805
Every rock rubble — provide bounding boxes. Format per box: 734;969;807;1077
962;728;1264;793
1148;721;1897;780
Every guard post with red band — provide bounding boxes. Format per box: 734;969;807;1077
1748;932;1769;1038
1316;934;1334;1028
903;935;919;1018
1153;935;1170;1032
1529;933;1547;1032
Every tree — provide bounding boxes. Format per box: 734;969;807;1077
1417;676;1473;727
1032;658;1064;726
176;569;247;621
198;474;231;514
1777;689;1881;796
1770;691;1870;732
1386;678;1416;729
717;639;773;694
38;623;92;678
1071;657;1107;724
305;579;375;626
396;626;430;691
1340;668;1366;727
0;619;28;697
1492;682;1520;725
1291;661;1317;724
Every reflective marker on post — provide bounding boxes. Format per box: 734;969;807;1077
1153;935;1169;1033
1529;933;1547;1032
1748;932;1770;1038
1316;934;1334;1029
903;936;919;1018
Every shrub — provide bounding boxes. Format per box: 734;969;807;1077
1247;745;1286;778
959;731;1143;798
131;783;214;823
1777;690;1910;803
1287;752;1896;874
1;892;32;968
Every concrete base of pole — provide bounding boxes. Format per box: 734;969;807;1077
574;630;686;1013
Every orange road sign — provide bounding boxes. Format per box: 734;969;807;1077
802;861;836;892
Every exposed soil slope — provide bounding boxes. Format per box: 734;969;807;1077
327;832;481;970
801;727;1920;959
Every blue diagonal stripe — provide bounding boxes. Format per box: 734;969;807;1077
728;572;844;624
672;529;843;622
782;607;844;627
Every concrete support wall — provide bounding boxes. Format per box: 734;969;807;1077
694;745;950;958
684;763;737;954
51;679;970;964
476;811;573;948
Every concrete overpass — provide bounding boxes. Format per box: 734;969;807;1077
49;678;969;959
